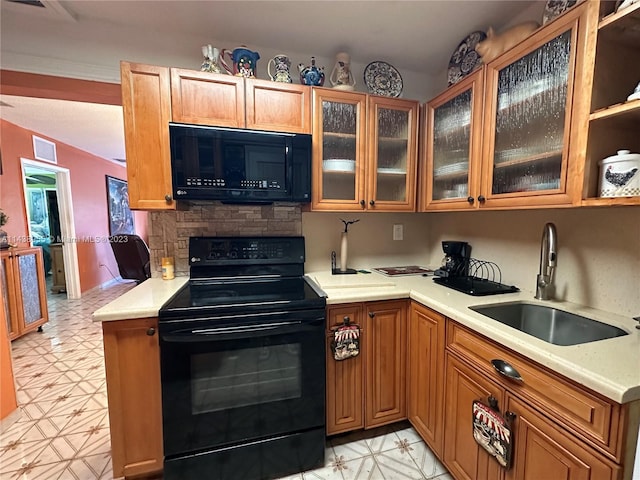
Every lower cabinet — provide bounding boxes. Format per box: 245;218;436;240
1;247;48;341
325;300;407;435
443;353;505;480
408;302;446;457
443;322;623;480
103;317;163;479
505;394;620;480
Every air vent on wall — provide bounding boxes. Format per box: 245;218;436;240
33;135;57;164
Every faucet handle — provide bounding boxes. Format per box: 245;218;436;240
634;316;640;330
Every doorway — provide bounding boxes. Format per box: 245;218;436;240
20;159;81;299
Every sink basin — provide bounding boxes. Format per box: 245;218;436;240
469;302;628;346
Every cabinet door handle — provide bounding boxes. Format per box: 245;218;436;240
369;200;375;206
368;312;375;318
478;195;486;203
147;327;156;336
467;196;475;204
491;359;523;383
360;200;365;208
165;194;173;203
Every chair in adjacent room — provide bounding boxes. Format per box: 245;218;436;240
109;234;151;283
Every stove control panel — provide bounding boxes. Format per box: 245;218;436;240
189;236;305;265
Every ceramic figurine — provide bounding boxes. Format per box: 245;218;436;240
475;21;539;64
200;45;222;74
298;57;325;86
221;46;260;77
329;52;356;91
268;54;292;83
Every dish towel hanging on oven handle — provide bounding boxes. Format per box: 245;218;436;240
472;397;515;469
331;324;360;361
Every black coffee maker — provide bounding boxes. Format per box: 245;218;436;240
434;241;471;278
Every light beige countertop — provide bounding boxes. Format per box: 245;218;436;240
309;270;640;404
91;272;640;403
92;277;188;322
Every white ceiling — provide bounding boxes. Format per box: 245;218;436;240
0;0;543;162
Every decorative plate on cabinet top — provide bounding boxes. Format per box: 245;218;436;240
542;0;578;25
447;31;486;87
363;61;403;98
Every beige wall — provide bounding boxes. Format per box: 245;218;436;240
150;203;639;318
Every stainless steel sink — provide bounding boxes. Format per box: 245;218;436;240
469;302;628;346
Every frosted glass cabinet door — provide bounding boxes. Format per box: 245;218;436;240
369;97;418;211
424;70;483;211
312;89;367;210
14;248;48;335
484;16;579;203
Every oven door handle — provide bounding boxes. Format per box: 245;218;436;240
161;320;322;342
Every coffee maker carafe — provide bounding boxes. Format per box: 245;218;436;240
434;241;471;278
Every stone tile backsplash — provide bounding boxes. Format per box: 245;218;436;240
148;202;301;276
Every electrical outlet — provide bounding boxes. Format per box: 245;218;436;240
393;224;403;241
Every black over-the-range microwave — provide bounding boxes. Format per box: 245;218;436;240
169;123;312;204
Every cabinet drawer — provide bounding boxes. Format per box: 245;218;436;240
446;321;623;460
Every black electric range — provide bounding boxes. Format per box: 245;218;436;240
158;236;327;480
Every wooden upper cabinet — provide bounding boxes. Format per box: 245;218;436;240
170;71;311;133
311;88;368;211
121;61;175;210
311;87;419;212
170;69;245;127
367;95;419;211
422;70;484;211
364;300;407;428
480;6;586;209
246;78;311;133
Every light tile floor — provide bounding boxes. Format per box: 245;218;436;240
1;282;453;480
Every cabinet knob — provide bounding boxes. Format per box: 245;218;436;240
478;195;486;203
488;395;499;410
165;194;172;203
360;200;365;208
368;312;375;318
467;196;475;204
369;200;375;206
147;327;156;336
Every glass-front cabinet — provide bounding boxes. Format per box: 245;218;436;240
368;96;419;211
312;88;368;211
0;247;48;341
311;88;418;211
480;8;584;208
423;70;484;210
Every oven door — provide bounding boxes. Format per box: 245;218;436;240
159;308;325;458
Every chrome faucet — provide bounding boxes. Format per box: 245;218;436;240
535;223;557;300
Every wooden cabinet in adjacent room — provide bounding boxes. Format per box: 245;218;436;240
49;243;66;293
1;246;48;341
120;61;174;210
103;317;163;479
407;302;446;456
325;299;407;435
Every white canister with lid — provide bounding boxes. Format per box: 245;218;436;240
598;150;640;197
